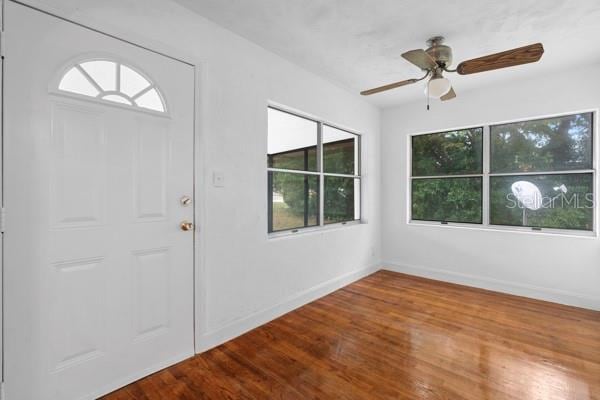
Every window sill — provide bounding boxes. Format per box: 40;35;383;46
268;220;363;240
408;220;597;239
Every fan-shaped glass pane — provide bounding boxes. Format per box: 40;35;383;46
57;59;166;113
135;88;164;112
102;94;132;105
58;67;100;97
120;65;150;97
80;61;117;91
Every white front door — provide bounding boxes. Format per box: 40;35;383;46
4;3;195;399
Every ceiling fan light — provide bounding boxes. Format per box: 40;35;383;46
425;76;451;99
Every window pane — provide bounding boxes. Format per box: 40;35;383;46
324;176;360;224
412;128;483;176
411;177;482;223
323;125;359;175
58;67;100;97
135;88;165;112
268;147;317;171
120;65;150;97
490;173;593;231
267;108;318;172
80;60;117;92
269;172;319;232
491;113;592;173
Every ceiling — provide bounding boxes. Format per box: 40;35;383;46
175;0;600;107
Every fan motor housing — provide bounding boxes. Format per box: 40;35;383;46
426;44;452;68
425;36;453;68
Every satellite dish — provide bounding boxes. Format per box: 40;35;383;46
553;184;568;194
511;181;542;210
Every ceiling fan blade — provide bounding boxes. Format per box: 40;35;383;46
456;43;544;75
360;78;419;96
402;49;438;70
441;86;456;101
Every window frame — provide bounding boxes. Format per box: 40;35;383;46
268;105;362;236
50;54;169;117
408;110;598;237
410;127;484;225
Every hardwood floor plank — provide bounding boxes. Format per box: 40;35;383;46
102;271;600;400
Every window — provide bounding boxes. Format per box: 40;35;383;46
410;128;483;224
490;113;594;231
410;112;595;233
268;107;361;233
57;59;166;112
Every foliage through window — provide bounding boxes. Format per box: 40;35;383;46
412;177;482;224
58;59;166;112
410;112;595;233
412;128;483;176
268;107;361;233
411;128;483;224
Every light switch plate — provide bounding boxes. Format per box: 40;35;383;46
213;171;225;187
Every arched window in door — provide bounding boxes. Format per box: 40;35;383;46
57;59;166;113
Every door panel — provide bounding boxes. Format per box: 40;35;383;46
132;248;171;339
49;257;107;371
133;120;169;221
4;2;195;399
51;103;107;228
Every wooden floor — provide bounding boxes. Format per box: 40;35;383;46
103;271;600;400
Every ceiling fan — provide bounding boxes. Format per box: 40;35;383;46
360;36;544;103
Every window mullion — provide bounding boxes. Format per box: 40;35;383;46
318;121;324;227
483;125;490;226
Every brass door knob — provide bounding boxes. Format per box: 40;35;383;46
180;221;194;231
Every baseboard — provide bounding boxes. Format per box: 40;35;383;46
383;261;600;311
197;263;381;352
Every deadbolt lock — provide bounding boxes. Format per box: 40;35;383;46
180;196;192;206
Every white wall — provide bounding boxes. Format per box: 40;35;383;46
381;64;600;310
23;0;381;350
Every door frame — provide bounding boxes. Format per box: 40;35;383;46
1;1;209;393
1;0;5;392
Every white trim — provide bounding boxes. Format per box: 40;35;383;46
318;120;324;225
267;168;360;179
411;173;484;179
488;170;594;177
196;263;380;352
268;219;362;239
407;219;597;238
267;168;321;176
0;0;6;390
193;61;208;354
0;0;4;387
482;125;490;225
382;262;600;311
323;172;362;179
